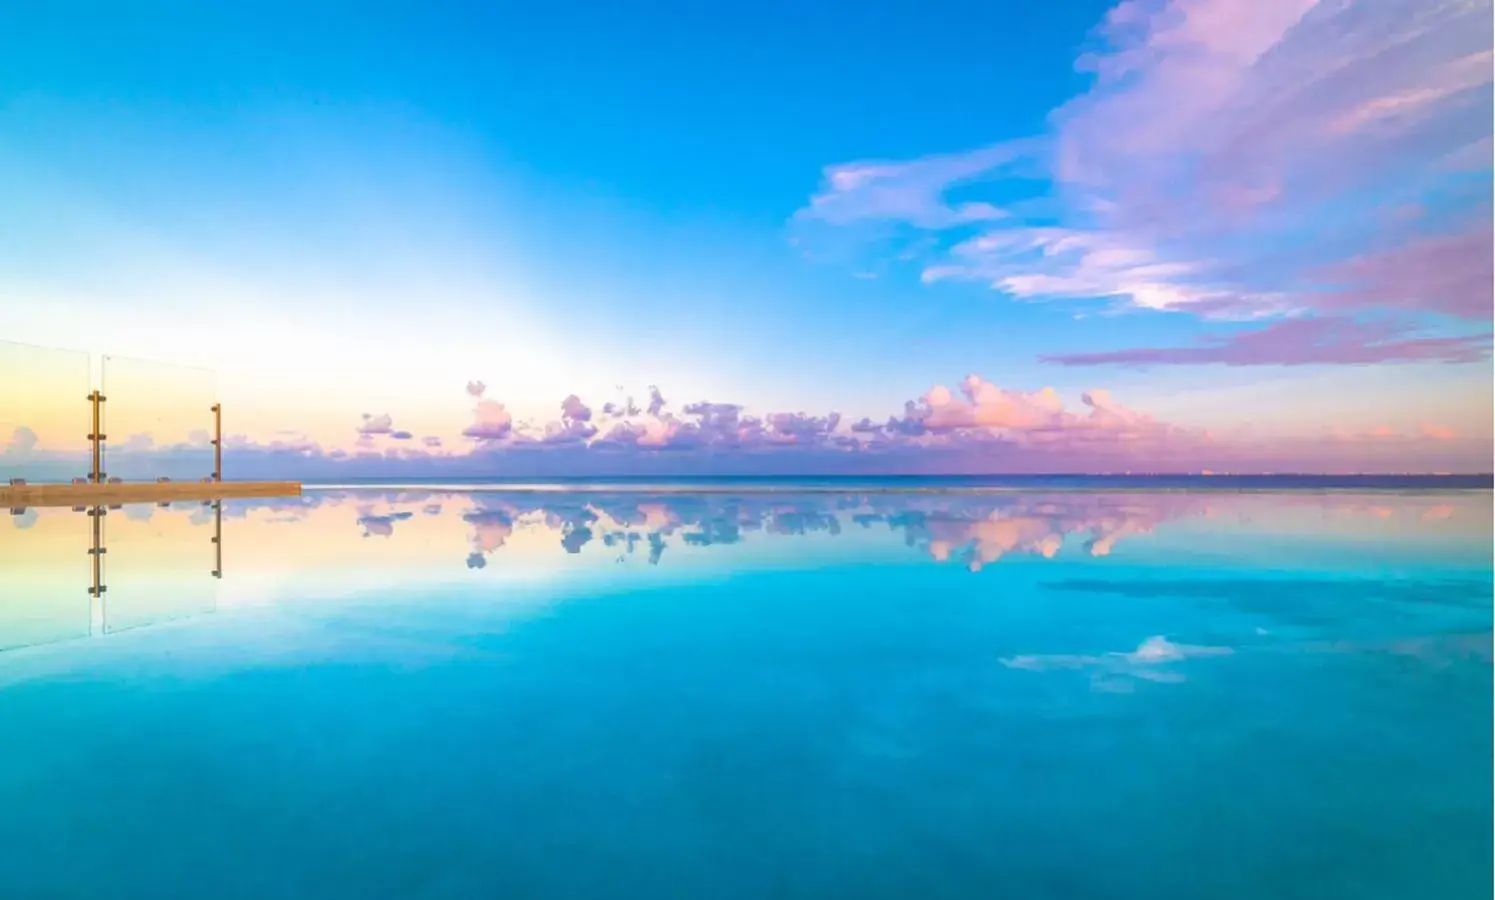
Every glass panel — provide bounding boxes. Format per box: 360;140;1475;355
0;506;94;652
0;339;92;484
101;501;218;634
101;354;216;483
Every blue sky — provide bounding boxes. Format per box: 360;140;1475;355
2;0;1491;474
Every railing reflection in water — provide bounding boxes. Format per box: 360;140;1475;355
0;501;221;653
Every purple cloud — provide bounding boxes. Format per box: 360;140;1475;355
1041;317;1493;367
171;372;1489;480
423;436;442;448
466;381;487;397
794;0;1492;340
560;394;593;422
1315;224;1494;321
646;385;667;417
766;411;843;444
391;430;413;440
541;419;598;445
358;511;413;539
603;393;642;417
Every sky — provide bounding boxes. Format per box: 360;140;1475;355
1;0;1491;476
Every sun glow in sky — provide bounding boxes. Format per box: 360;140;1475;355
2;0;1491;476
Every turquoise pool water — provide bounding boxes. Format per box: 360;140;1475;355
1;489;1491;898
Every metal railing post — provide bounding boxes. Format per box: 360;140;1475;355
86;391;107;483
211;403;222;482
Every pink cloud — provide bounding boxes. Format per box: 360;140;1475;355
857;375;1205;463
462;399;513;442
794;0;1492;336
187;375;1491;478
541;419;598;445
560;394;593;422
357;413;394;435
1316;224;1494;321
1041;317;1492;366
919;378;1064;431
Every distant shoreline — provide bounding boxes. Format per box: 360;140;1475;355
302;474;1494;494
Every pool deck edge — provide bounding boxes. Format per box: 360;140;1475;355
1;481;302;508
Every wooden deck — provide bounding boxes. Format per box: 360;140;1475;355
1;481;301;508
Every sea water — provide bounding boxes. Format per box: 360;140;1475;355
0;488;1490;898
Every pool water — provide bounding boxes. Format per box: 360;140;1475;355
1;489;1490;899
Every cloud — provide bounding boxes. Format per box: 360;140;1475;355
765;411;843;444
680;401;746;444
423;436;442;448
1;426;39;458
390;431;413;440
794;0;1492;346
352;491;1214;573
464;507;514;556
858;375;1196;458
603;396;642;417
1315;224;1494;321
221;431;325;458
507;380;1198;458
1040;317;1492;366
796;143;1031;229
1001;635;1233;686
922;378;1064;431
86;372;1491;480
358;510;414;538
560;394;592;423
462;399;513;442
357;413;394;435
640;385;665;417
466;381;487;397
540;418;598;445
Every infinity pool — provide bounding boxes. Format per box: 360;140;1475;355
1;489;1490;898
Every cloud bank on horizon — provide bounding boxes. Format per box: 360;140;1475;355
793;0;1492;365
7;371;1480;478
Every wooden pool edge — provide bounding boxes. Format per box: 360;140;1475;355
1;481;302;508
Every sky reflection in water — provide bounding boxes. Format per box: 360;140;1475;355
0;489;1490;899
